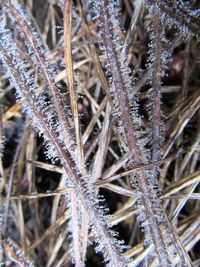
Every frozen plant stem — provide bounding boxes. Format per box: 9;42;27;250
150;14;163;162
0;1;128;266
1;0;74;156
92;0;192;265
145;0;200;38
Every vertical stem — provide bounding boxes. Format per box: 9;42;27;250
63;0;85;174
151;14;162;162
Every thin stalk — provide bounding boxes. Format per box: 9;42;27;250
63;0;85;173
0;30;128;267
95;1;192;265
2;0;74;155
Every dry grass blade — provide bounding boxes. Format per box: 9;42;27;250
63;0;85;172
92;102;112;183
162;170;200;198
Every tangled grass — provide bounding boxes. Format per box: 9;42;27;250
0;0;200;266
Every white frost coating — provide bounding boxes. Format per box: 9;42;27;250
145;0;200;38
5;238;34;267
88;1;187;265
1;0;76;157
0;5;130;266
0;8;77;162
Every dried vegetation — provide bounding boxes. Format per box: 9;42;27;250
0;0;200;266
